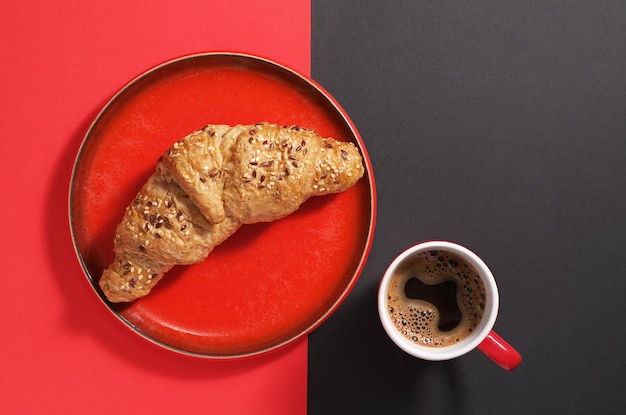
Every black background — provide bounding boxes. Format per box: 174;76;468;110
309;1;626;413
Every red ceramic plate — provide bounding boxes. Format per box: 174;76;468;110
69;52;376;358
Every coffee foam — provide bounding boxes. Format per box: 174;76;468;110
386;250;486;348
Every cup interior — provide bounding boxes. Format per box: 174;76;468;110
378;241;499;361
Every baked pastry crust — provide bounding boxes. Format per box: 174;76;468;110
99;123;364;302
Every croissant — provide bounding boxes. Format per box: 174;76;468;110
99;123;365;302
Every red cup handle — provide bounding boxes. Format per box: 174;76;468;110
477;330;522;371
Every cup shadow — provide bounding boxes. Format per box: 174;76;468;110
46;107;296;380
308;272;467;413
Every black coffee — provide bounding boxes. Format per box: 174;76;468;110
403;277;462;332
386;250;486;347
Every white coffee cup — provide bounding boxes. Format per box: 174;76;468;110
378;241;521;370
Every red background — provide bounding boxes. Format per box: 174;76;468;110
1;1;310;413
